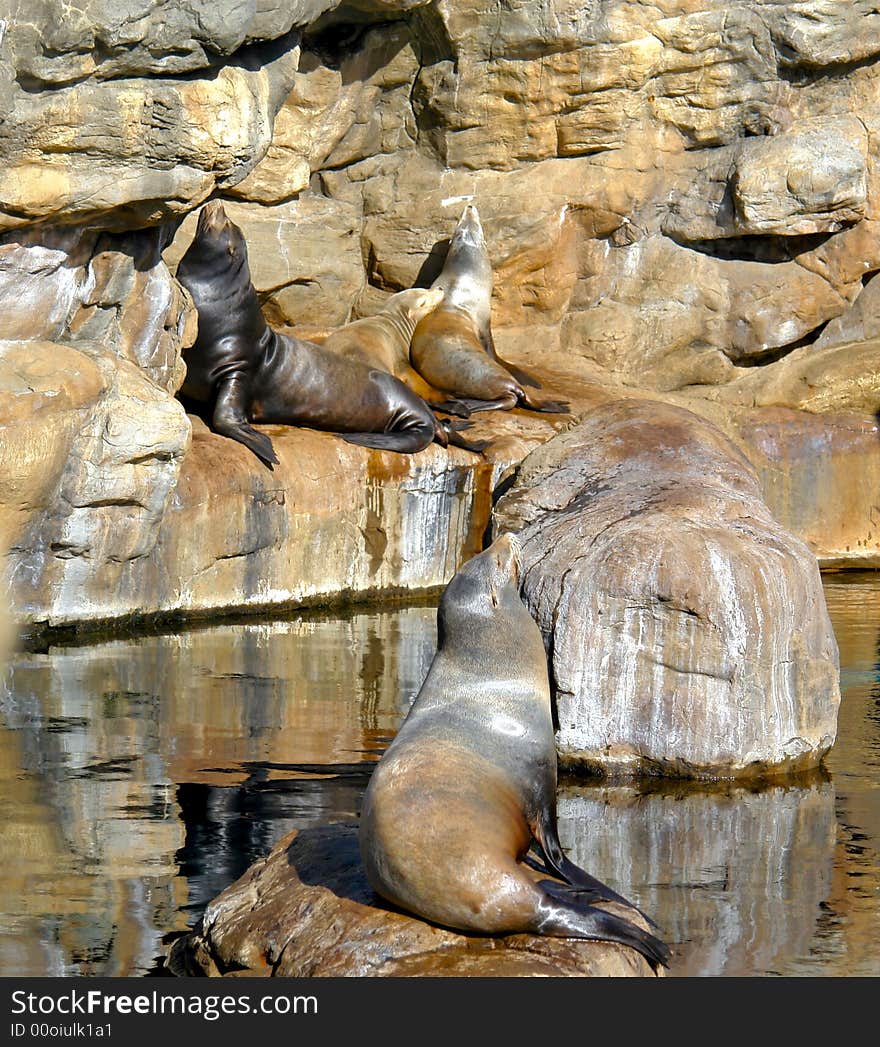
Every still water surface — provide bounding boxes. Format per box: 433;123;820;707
1;575;878;977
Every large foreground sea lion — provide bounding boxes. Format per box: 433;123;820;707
359;533;669;971
411;205;569;415
176;202;483;467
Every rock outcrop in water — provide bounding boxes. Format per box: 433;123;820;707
2;0;878;627
169;822;660;977
493;399;841;778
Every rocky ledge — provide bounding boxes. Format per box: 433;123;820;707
168;822;661;977
2;338;574;635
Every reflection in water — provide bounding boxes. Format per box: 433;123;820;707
558;777;836;976
0;577;878;977
0;608;435;976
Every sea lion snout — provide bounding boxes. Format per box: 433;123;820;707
492;532;520;587
422;286;446;311
454;204;485;248
198;200;231;236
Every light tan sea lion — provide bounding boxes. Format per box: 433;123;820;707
411;205;569;415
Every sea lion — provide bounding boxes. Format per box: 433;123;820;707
322;287;471;417
358;533;669;971
176;202;484;467
411;204;569;415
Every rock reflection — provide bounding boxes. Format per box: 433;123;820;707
558;777;836;976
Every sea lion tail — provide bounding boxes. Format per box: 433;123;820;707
536;883;671;971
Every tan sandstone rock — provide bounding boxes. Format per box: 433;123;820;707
6;0;880;634
0;0;332;229
7;402;568;632
8;341;192;625
731;117;868;236
169;822;660;977
493;398;841;778
0;225;195;393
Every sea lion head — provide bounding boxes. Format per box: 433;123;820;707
450;203;486;251
433;203;492;302
177;201;253;301
387;286;445;324
438;533;522;635
194;201;248;260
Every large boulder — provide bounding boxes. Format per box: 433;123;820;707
0;1;350;229
493;398;841;778
6;397;569;633
169;822;660;977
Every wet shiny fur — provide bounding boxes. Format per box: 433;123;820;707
359;533;669;970
177;202;481;467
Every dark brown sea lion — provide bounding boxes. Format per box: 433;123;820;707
358;533;669;971
411;204;569;415
176;202;484;467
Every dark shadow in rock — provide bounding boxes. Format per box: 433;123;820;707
665;229;837;265
285;821;381;907
413;237;451;288
304;8;415;80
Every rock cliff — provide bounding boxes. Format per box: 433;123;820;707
2;1;877;628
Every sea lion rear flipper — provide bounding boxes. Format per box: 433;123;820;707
428;398;473;418
536;882;670;971
213;377;279;469
445;431;490;454
340;430;434;454
520;391;570;414
447;396;518;414
532;832;659;928
499;361;543;389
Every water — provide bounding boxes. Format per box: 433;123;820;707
0;577;877;978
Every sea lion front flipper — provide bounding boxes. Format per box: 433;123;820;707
212;376;279;469
428;398;473;418
536;882;671;971
480;327;543;390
